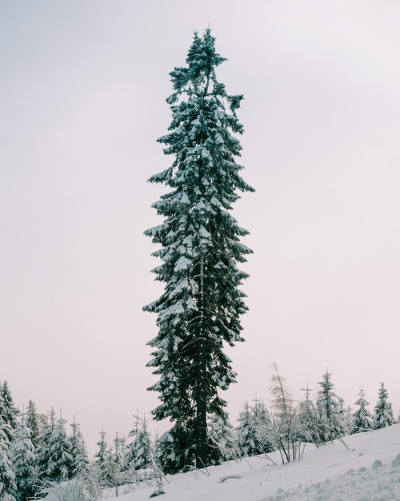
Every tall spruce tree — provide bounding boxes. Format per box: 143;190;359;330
144;28;253;470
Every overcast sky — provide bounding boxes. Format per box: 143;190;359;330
1;0;400;455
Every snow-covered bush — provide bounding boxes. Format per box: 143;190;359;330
40;479;93;501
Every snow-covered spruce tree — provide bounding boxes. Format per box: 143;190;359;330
336;397;351;436
315;370;347;444
93;430;123;492
70;419;89;478
11;412;37;501
373;383;395;430
252;398;274;454
144;28;253;471
297;384;320;445
0;416;17;501
50;413;74;481
113;433;126;473
101;444;121;493
124;417;139;475
110;432;126;491
236;402;254;457
351;387;373;434
236;399;272;457
25;400;40;447
207;413;239;464
125;415;153;472
0;382;19;443
93;429;109;485
36;409;73;487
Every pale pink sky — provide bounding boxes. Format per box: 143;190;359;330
1;0;399;454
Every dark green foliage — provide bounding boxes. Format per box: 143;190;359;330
145;28;253;470
149;488;165;498
155;424;196;474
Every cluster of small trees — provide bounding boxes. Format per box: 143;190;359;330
235;368;397;465
155;367;398;473
107;370;398;476
0;382;157;500
92;414;156;494
0;381;95;500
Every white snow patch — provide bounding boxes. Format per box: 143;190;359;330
174;256;191;272
199;226;211;239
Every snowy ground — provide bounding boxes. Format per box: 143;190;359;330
111;425;400;501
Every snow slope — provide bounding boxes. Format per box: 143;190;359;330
114;424;400;501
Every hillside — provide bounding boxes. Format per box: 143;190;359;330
114;424;400;501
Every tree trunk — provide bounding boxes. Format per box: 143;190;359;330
196;252;207;468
